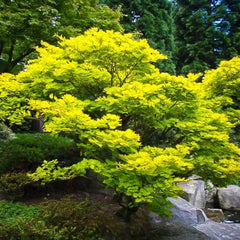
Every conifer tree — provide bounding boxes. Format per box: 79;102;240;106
101;0;177;74
224;0;240;56
174;0;239;75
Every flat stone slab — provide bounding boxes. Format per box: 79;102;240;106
195;222;240;240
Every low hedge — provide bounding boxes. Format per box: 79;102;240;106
0;133;79;174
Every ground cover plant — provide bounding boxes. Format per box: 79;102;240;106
0;196;144;240
0;28;240;222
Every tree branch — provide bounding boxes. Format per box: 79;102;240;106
0;41;3;56
120;56;144;86
8;40;15;63
10;48;35;70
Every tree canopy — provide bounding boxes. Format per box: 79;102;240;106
203;56;240;145
1;29;239;217
0;0;122;74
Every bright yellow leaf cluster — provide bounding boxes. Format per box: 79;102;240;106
0;74;28;124
1;29;240;212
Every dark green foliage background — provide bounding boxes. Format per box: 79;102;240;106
101;0;177;74
101;0;240;75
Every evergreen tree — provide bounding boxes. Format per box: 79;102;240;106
224;0;240;56
175;0;239;75
101;0;177;74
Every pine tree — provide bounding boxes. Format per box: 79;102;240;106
174;0;239;75
101;0;177;74
225;0;240;56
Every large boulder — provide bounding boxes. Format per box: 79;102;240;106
177;180;206;208
218;185;240;210
167;197;208;225
195;222;240;240
145;221;209;240
148;197;240;240
148;197;209;240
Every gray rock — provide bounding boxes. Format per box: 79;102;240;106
149;197;207;226
144;222;210;240
177;180;206;208
168;197;208;225
195;222;240;240
218;185;240;210
148;197;209;239
149;197;240;240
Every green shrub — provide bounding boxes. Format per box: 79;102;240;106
0;218;52;240
0;200;40;221
0;197;120;240
0;133;79;174
0;200;46;240
39;196;116;240
0;196;149;239
0;172;37;200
